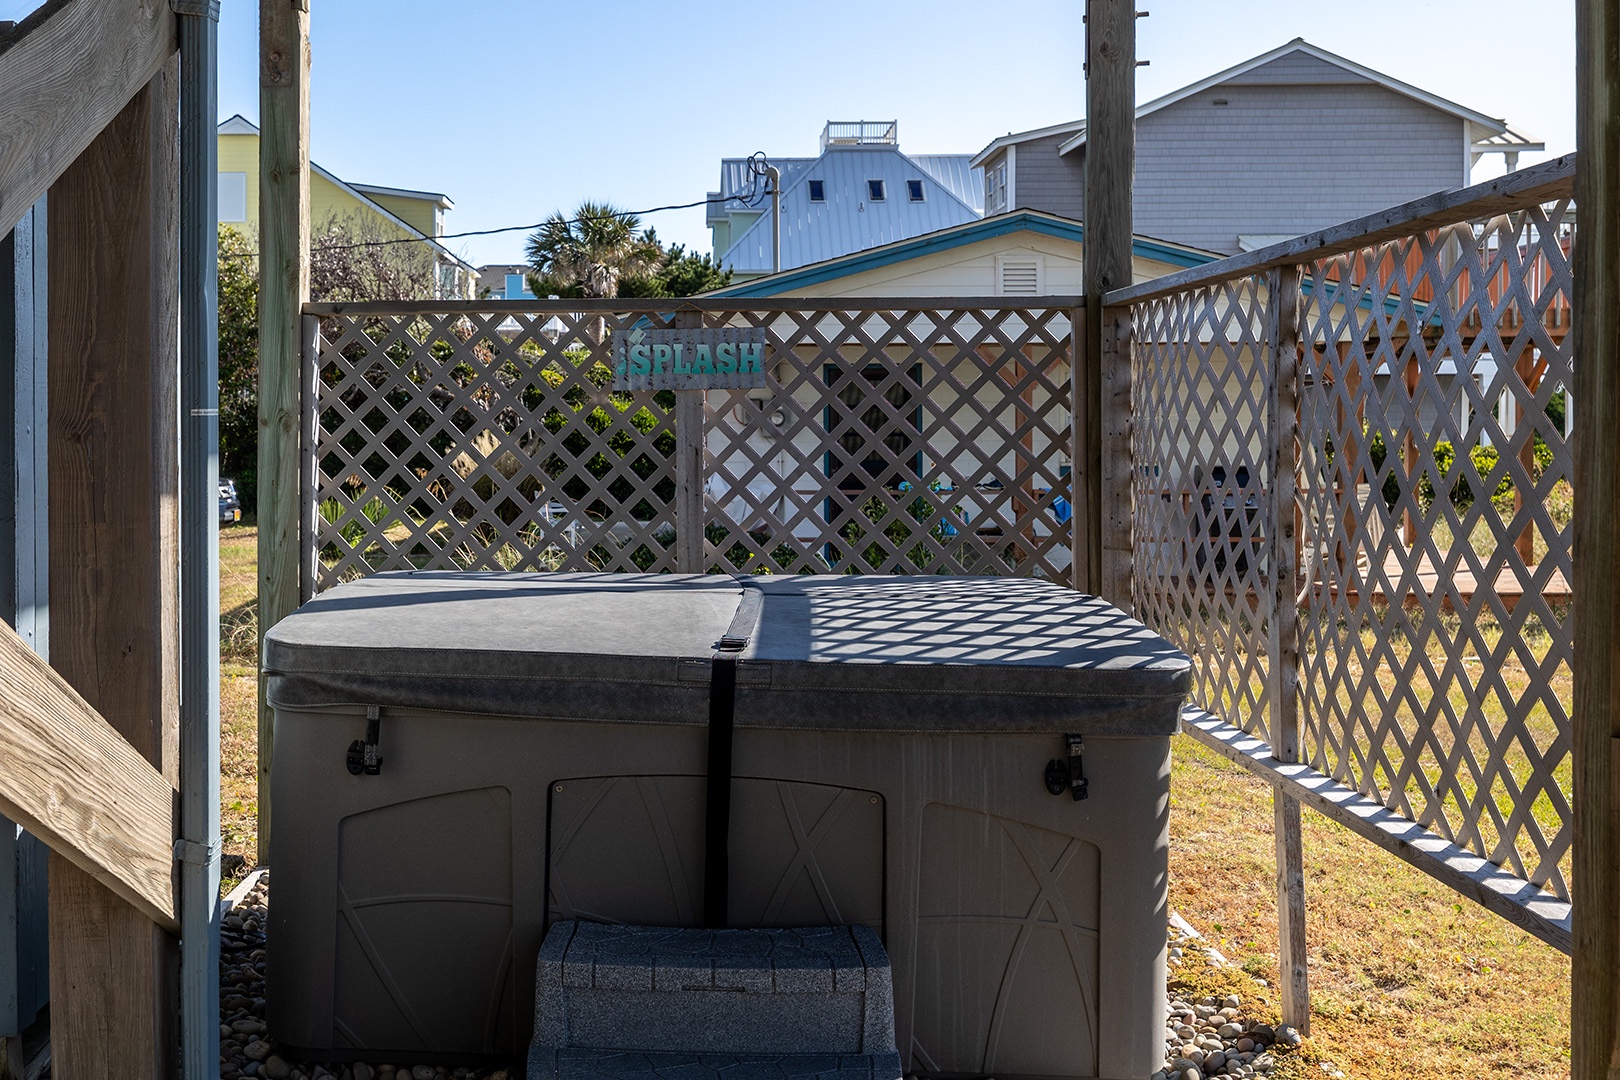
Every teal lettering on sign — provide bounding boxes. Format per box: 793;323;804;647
612;327;770;391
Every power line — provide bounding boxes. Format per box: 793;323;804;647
220;169;773;261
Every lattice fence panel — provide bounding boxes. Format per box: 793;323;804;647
1296;203;1575;898
1131;276;1276;736
700;306;1076;579
312;308;683;585
311;303;1077;589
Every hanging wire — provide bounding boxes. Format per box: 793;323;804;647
222;155;775;260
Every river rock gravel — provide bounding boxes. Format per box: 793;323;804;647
1157;920;1345;1080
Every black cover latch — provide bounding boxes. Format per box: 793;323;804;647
1066;733;1088;801
346;706;383;776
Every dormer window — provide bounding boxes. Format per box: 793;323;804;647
906;179;925;201
867;180;886;201
808;179;825;202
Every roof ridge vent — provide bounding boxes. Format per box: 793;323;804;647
822;120;898;151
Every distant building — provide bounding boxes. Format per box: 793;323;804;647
708;121;983;281
217;115;478;298
476;264;534;300
971;39;1543;256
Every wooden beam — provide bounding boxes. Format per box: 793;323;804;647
257;0;311;863
301;295;1091;316
0;0;177;239
1265;266;1309;1032
47;62;181;1080
1571;0;1620;1071
1181;709;1573;953
0;622;174;929
1082;0;1135;610
1105;155;1577;309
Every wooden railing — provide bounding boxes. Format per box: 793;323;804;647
1105;156;1579;1026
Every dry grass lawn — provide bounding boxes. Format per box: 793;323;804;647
216;529;1572;1078
1170;735;1570;1080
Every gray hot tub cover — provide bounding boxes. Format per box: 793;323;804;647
262;572;1191;735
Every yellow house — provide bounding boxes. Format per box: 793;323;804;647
217;115;478;298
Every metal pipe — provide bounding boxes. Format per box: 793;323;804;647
175;1;221;1077
767;165;781;275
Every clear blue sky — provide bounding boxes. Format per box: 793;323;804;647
10;0;1576;268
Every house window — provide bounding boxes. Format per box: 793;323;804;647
808;179;825;202
985;161;1007;215
218;172;248;223
906;179;925;201
867;179;886;201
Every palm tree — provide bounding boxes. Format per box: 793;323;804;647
524;201;663;300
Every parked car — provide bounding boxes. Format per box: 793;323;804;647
220;479;241;526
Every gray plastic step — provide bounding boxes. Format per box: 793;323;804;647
529;922;900;1080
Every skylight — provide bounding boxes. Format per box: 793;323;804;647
907;179;925;202
808;179;825;202
867;180;886;202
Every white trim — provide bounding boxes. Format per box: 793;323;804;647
1004;144;1016;212
1054;38;1514;157
349;182;454;210
969;118;1086;169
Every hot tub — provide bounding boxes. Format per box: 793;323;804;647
263;572;1189;1080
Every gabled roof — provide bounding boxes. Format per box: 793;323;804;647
969;118;1088;169
1053;39;1534;157
719;146;983;276
215;114;476;273
708;209;1220;298
349;182;454;211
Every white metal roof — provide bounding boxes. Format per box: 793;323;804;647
719;147;982;276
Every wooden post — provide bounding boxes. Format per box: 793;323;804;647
1083;0;1135;610
675;310;705;573
1070;305;1090;592
1266;266;1310;1033
45;63;180;1080
258;0;311;862
1571;0;1620;1074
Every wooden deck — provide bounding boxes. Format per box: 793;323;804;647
1331;548;1571;612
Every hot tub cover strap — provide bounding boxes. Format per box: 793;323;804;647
704;577;763;928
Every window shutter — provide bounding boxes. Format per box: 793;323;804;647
997;255;1042;295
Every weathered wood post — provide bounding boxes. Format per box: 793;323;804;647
1571;0;1620;1074
1266;266;1310;1033
1082;0;1136;609
47;63;181;1079
675;308;705;574
258;0;311;861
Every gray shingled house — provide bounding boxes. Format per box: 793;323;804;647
971;38;1542;256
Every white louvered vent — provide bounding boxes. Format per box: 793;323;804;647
997;255;1042;295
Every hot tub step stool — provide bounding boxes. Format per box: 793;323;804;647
528;922;901;1080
